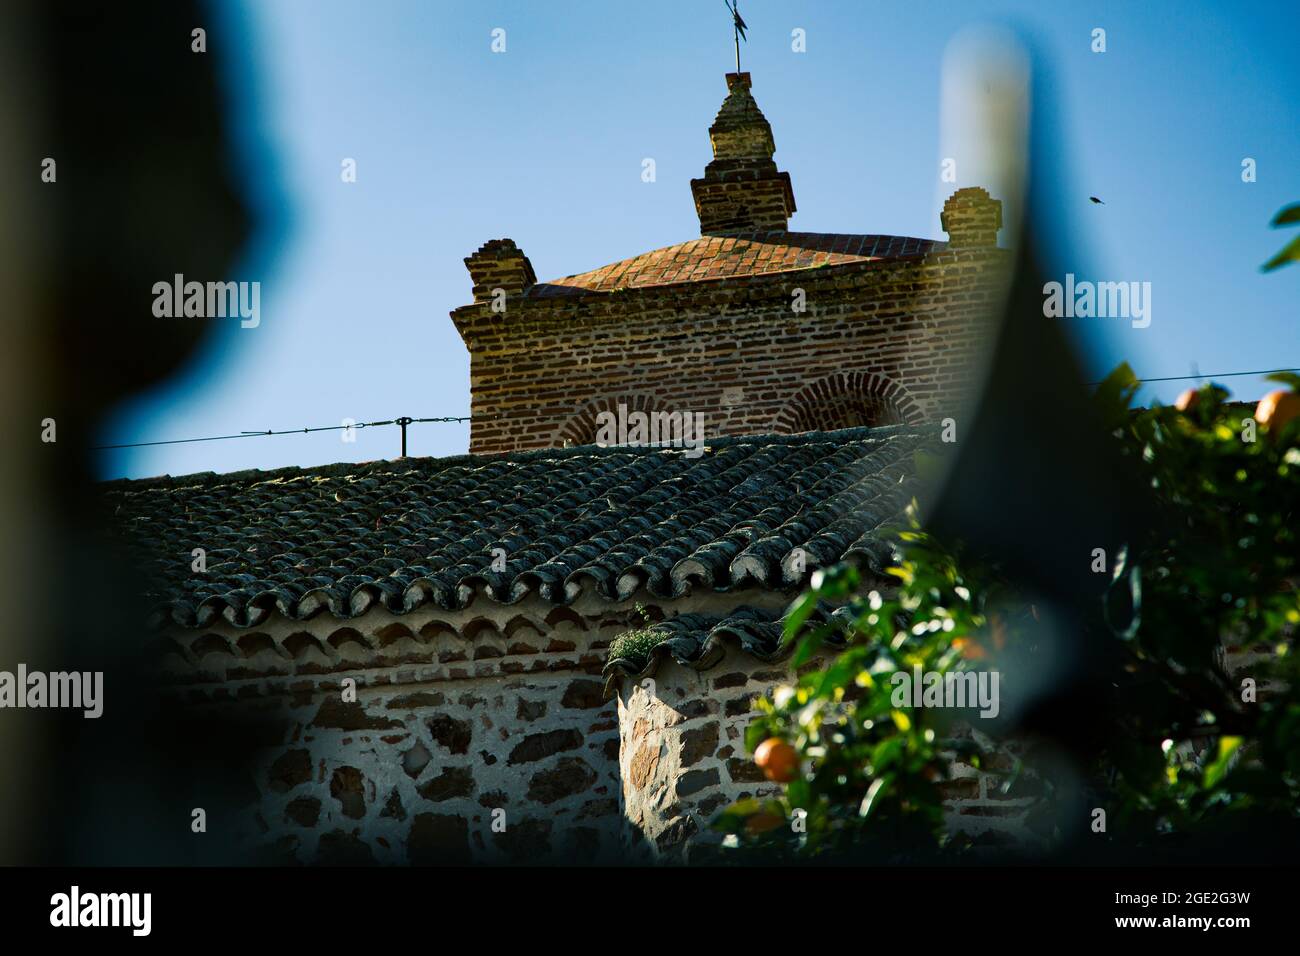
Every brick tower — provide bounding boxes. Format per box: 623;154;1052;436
451;73;1010;455
690;72;796;235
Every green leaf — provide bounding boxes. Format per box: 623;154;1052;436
1265;371;1300;390
811;647;864;698
1262;234;1300;272
744;721;771;753
871;736;904;773
811;562;860;599
1094;362;1141;423
790;624;826;670
1203;736;1243;790
786;777;811;809
783;592;819;645
711;797;764;832
1103;545;1142;641
913;450;947;485
1270;202;1300;227
858;773;894;819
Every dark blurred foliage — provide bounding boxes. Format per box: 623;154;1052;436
3;0;278;864
720;375;1300;865
715;43;1300;866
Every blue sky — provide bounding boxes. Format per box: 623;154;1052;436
99;0;1300;479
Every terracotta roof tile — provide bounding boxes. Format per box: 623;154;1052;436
529;232;944;296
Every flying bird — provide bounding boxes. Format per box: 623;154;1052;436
1089;196;1105;205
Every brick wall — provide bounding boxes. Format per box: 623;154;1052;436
448;68;1012;456
690;72;796;235
452;243;1010;455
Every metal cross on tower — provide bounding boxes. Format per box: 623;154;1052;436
725;0;748;73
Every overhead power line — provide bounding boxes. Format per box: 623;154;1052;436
93;364;1300;453
1085;366;1300;387
93;415;469;453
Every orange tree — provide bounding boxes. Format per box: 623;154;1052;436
715;367;1300;861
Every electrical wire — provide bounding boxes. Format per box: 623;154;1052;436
93;364;1300;450
92;416;469;450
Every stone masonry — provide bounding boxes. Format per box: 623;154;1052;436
613;646;1047;863
157;590;794;864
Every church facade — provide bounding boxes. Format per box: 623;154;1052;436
455;73;1006;456
105;72;1018;864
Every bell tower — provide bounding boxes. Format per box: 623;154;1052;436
689;73;796;236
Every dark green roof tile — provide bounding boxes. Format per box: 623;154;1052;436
101;425;937;629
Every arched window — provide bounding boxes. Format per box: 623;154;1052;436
774;372;922;434
555;395;663;448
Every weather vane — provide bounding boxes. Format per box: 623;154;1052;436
725;0;748;73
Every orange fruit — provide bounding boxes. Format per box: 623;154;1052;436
1174;388;1199;412
1256;390;1300;432
754;737;800;783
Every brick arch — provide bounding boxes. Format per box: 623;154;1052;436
555;394;663;448
773;372;923;434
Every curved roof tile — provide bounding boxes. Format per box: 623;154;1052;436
600;605;854;696
102;425;937;629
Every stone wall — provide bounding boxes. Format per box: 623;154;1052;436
161;599;624;864
613;646;1044;861
938;724;1048;851
160;590;1047;864
615;645;791;862
221;671;620;865
158;590;787;865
